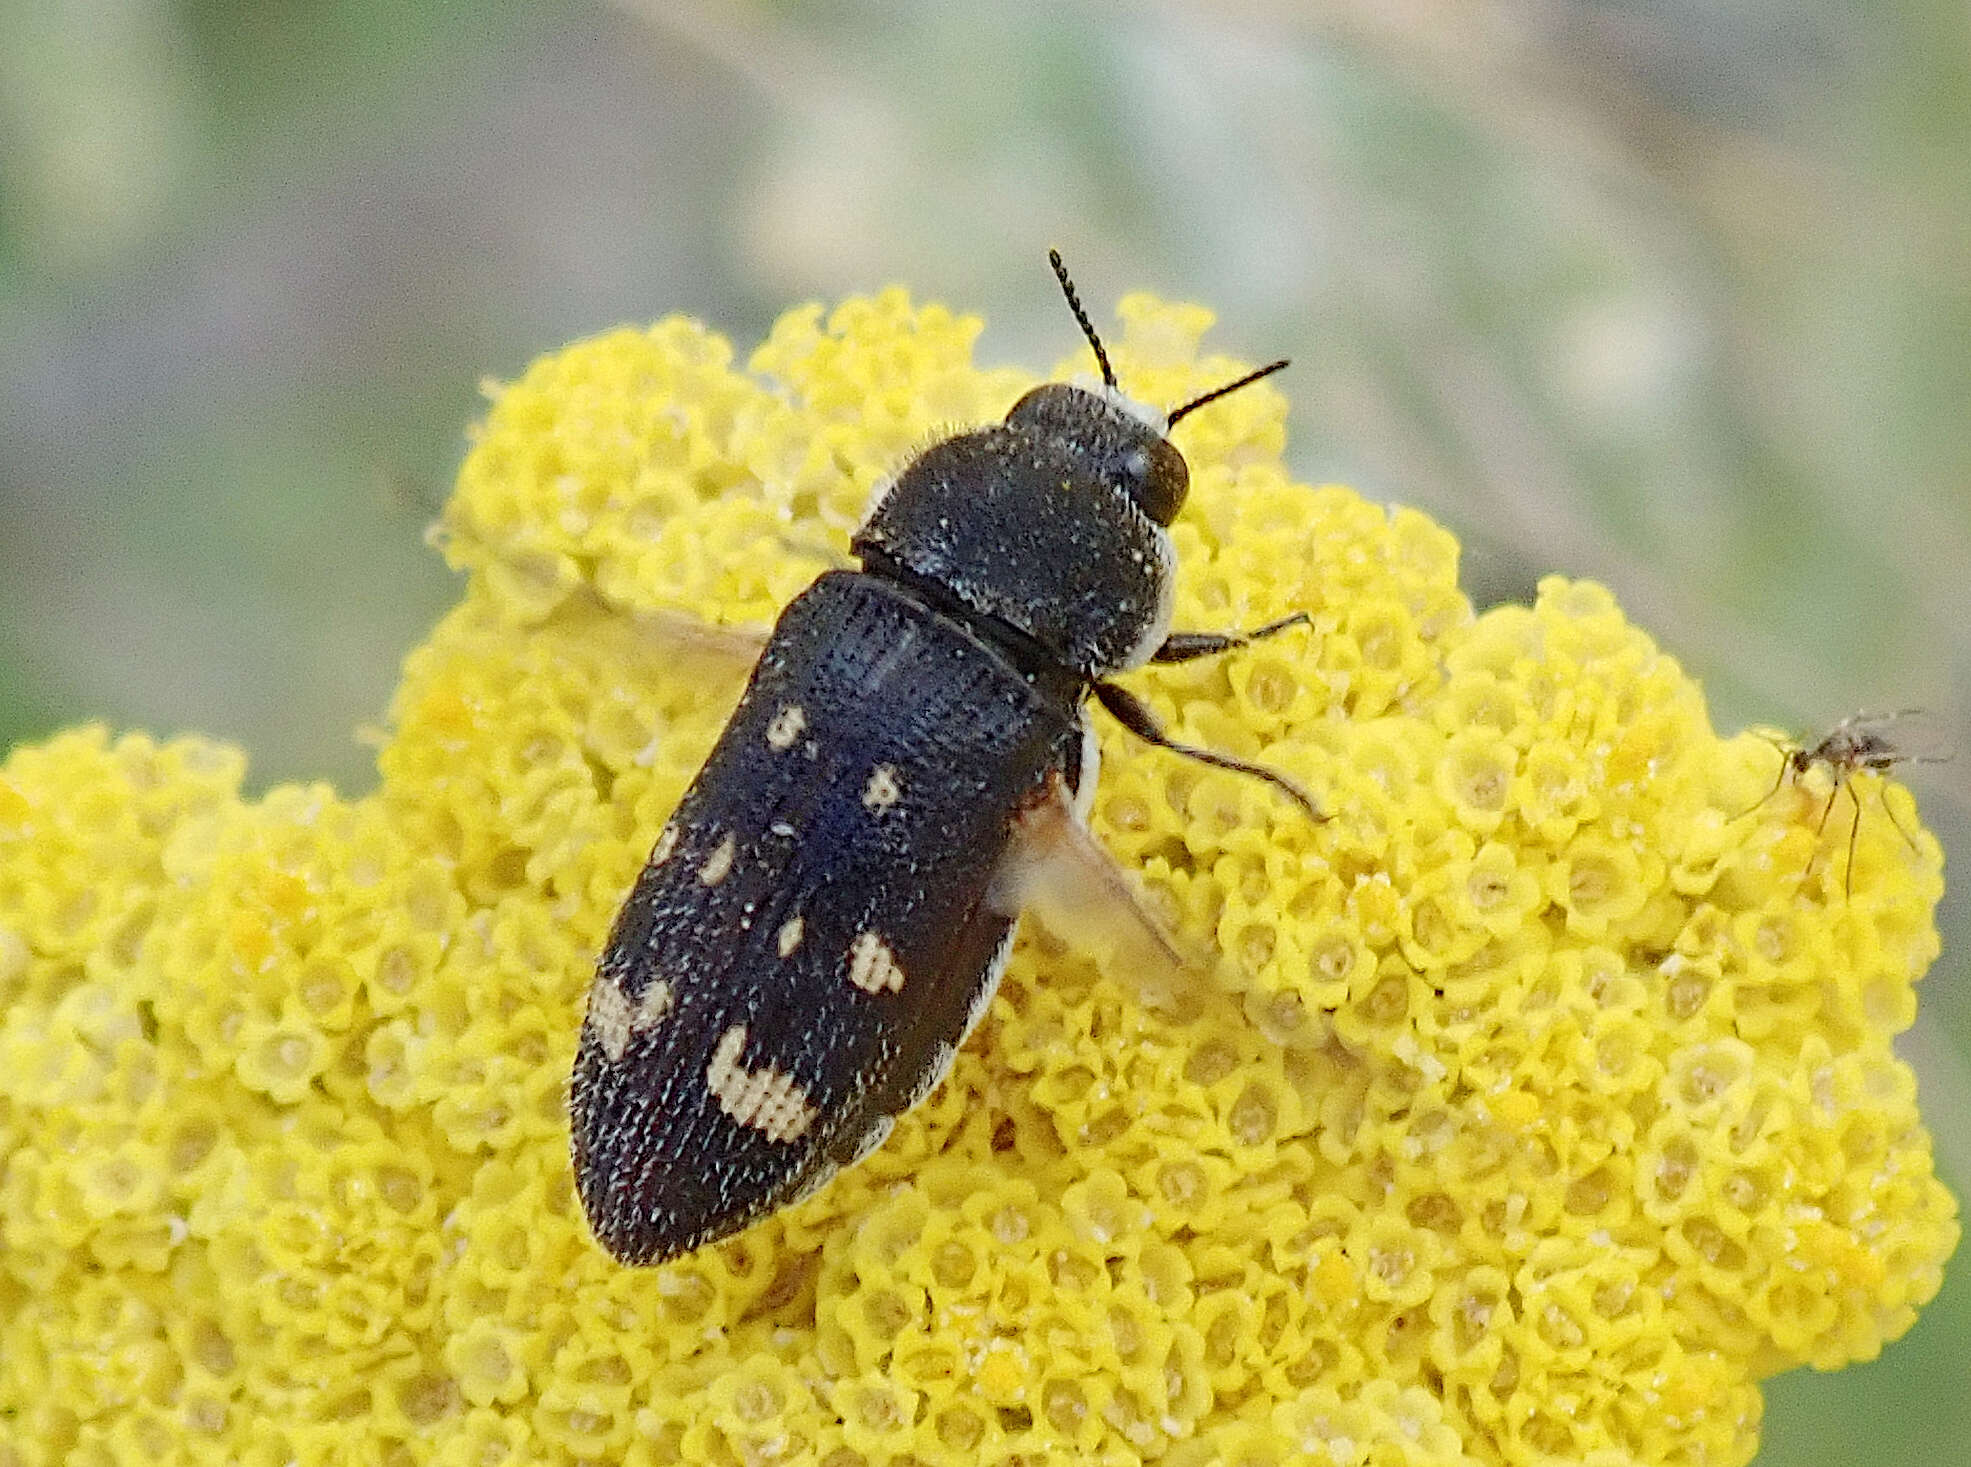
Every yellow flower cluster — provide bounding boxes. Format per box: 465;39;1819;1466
0;287;1956;1467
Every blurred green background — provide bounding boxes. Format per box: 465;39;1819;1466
1;2;1965;1459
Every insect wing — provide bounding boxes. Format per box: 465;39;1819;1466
571;572;1074;1263
1828;708;1954;771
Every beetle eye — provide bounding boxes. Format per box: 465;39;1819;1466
1121;439;1188;525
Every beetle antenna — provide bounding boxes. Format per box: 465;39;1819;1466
1166;359;1291;427
1048;248;1117;389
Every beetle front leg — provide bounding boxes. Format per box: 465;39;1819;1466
1152;611;1309;664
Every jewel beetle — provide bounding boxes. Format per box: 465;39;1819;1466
570;252;1315;1264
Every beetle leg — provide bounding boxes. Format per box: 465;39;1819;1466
1093;681;1321;819
1151;611;1309;665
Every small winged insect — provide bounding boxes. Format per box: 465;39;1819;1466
570;251;1317;1264
1736;709;1944;896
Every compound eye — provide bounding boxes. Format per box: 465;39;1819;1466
1123;439;1188;525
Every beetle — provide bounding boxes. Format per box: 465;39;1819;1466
570;252;1315;1264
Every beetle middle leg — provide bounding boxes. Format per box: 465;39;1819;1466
1092;681;1321;818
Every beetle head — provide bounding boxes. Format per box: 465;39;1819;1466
1029;250;1287;526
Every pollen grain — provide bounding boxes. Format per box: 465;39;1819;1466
697;832;737;886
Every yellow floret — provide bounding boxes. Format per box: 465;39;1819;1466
0;287;1956;1467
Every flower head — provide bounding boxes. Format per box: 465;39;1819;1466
0;286;1955;1465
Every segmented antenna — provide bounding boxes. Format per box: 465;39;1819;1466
1167;359;1291;427
1048;248;1117;389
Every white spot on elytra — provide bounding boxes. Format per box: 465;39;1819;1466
585;975;675;1062
705;1024;816;1143
847;929;905;994
649;824;678;867
766;704;807;750
698;833;736;886
862;764;903;812
777;915;805;957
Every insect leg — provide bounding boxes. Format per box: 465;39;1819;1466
1092;681;1321;818
1152;612;1310;665
1879;787;1925;852
1812;784;1843;839
1795;781;1843;888
1844;782;1865;899
1729;738;1795;821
